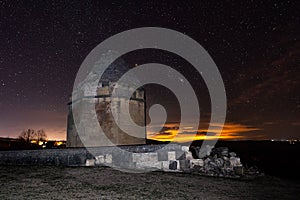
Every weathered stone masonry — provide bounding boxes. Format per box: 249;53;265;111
67;59;146;147
0;144;184;168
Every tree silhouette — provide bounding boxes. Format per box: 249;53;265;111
19;129;36;143
19;129;47;143
36;129;47;142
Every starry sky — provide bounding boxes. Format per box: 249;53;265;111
0;0;299;141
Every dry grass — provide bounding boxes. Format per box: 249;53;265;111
0;165;299;200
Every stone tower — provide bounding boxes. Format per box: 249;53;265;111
67;59;146;147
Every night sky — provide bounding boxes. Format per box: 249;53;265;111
0;1;299;140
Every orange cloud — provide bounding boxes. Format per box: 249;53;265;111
147;122;262;142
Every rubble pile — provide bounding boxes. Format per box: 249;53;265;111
188;146;261;178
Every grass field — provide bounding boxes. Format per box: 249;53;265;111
0;165;299;200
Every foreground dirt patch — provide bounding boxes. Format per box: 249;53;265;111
0;165;299;199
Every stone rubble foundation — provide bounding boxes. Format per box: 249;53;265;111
0;144;261;178
86;144;261;178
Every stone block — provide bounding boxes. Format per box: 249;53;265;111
177;160;180;170
149;153;158;162
112;150;132;167
133;152;158;163
132;153;140;162
95;155;104;165
140;153;149;162
179;160;190;172
229;157;242;167
105;154;112;164
161;161;169;170
175;151;185;160
136;161;161;170
157;151;168;161
86;159;95;166
190;159;204;168
181;146;189;152
168;151;176;161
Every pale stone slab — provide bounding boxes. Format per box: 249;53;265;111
176;160;180;170
161;161;169;170
95;155;104;165
147;152;158;162
86;159;95;166
136;161;161;170
229;157;242;167
132;153;140;162
157;151;168;161
105;154;112;164
190;159;204;168
133;152;158;162
181;146;189;152
168;151;176;160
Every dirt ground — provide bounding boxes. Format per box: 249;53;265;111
0;165;299;200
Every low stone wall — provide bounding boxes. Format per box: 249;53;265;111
0;148;90;166
0;144;185;170
88;144;188;172
0;144;260;178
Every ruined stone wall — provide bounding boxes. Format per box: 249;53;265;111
0;144;183;168
94;97;145;145
66;83;146;147
0;144;255;178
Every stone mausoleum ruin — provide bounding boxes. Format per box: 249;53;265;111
63;56;260;178
67;58;146;147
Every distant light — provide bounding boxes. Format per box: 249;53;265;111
55;141;64;146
